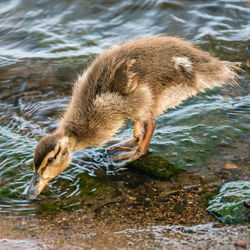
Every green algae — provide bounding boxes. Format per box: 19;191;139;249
128;153;183;179
36;172;116;215
207;181;250;224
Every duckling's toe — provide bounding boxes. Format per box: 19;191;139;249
107;119;156;168
106;120;145;151
106;137;138;151
107;138;141;167
109;150;138;163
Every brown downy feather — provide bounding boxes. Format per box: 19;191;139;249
56;36;241;149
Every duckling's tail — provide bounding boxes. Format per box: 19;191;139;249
222;61;243;86
195;61;242;91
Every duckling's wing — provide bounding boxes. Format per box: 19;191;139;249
108;58;138;95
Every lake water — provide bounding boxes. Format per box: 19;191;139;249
0;0;249;216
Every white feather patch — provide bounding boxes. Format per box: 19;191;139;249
172;56;192;72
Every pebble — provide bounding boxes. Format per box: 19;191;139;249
243;200;250;208
224;163;237;169
128;196;136;201
12;225;26;231
159;190;178;198
234;241;247;248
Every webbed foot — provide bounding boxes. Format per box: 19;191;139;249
107;119;156;168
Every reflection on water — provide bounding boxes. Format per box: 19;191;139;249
0;0;249;215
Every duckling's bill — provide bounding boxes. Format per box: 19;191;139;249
26;173;51;200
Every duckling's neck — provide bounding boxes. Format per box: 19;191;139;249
55;124;93;151
56;97;126;150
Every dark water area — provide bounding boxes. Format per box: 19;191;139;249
0;0;249;219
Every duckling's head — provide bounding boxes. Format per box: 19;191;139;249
27;133;75;200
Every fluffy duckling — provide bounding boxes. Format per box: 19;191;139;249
27;36;240;199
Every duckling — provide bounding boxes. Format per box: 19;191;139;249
27;36;241;199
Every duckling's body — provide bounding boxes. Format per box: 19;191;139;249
28;36;240;199
59;36;239;149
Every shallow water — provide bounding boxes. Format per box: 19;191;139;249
207;181;250;223
0;0;249;216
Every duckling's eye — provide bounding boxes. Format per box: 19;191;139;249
47;158;53;165
62;149;68;156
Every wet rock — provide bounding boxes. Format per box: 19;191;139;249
128;153;182;179
207;181;250;223
159;190;178;198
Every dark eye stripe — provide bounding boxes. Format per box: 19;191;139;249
54;146;61;159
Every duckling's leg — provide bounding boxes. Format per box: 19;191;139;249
137;119;156;155
108;119;156;164
107;120;145;151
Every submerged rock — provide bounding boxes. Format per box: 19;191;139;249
207;181;250;224
127;153;183;179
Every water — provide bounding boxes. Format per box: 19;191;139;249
0;0;249;216
207;181;250;223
